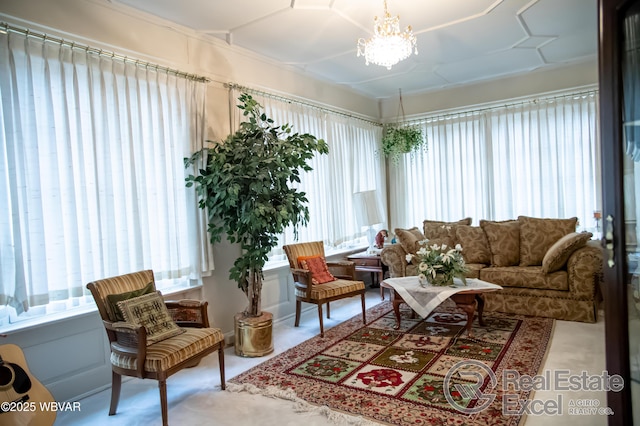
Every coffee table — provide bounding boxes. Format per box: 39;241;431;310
380;277;502;337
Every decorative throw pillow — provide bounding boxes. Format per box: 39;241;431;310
423;218;472;241
542;232;592;273
518;216;578;266
106;281;155;322
117;291;184;345
455;225;492;264
298;255;336;285
394;227;425;256
480;220;521;266
417;237;453;252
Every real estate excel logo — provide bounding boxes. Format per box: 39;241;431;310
443;359;497;414
443;360;622;416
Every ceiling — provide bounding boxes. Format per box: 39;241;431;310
113;0;598;100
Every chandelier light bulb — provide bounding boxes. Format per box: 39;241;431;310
357;0;418;70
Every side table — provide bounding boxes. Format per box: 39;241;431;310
346;251;388;300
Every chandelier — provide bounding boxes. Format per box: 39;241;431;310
357;0;418;70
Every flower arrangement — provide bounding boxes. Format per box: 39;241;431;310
406;241;468;287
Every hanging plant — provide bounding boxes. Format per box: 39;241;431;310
380;89;427;164
381;125;427;164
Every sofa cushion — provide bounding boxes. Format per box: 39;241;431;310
479;266;568;291
395;227;425;257
422;218;472;242
455;225;491;264
518;216;578;266
542;232;593;273
480;220;521;266
464;263;486;279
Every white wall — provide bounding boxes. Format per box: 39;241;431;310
0;0;598;404
379;60;598;121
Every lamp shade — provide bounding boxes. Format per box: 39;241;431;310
353;190;384;228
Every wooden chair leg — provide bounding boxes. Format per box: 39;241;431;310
294;300;302;327
317;303;325;337
326;301;331;319
159;379;168;426
361;294;366;324
109;371;121;416
218;345;226;390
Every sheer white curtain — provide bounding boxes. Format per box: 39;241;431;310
389;114;489;228
389;91;600;231
0;30;208;321
489;93;600;221
228;88;384;260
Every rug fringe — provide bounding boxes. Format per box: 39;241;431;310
226;383;381;425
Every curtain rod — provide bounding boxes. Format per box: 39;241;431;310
0;21;210;83
225;83;382;127
403;88;599;126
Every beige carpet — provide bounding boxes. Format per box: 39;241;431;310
55;289;607;426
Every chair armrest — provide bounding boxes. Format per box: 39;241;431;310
290;268;314;298
291;268;312;285
165;300;210;328
327;260;356;280
104;320;147;377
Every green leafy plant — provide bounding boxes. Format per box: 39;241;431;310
185;93;328;317
381;125;427;164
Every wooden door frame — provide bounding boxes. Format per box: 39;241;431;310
598;0;635;424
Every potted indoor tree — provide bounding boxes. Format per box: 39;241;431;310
185;93;328;356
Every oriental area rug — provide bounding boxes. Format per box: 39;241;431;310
228;301;554;426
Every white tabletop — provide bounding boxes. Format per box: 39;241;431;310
382;277;502;318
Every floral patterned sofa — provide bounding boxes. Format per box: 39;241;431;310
380;217;603;323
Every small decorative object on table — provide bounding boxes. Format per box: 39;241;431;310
406;241;468;287
374;229;388;248
593;210;602;238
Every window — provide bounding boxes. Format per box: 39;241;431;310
389;91;601;231
228;88;386;263
0;29;208;325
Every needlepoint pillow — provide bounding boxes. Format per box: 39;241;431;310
542;232;592;273
117;291;184;345
480;220;521;267
106;281;155;322
518;216;578;266
298;255;336;284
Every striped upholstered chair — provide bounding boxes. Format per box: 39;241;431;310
283;241;366;337
86;270;225;426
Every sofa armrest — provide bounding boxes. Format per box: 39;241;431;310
381;244;409;277
566;240;603;300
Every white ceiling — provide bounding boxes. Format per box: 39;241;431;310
113;0;598;100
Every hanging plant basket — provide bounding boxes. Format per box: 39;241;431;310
381;125;427;164
380;89;427;164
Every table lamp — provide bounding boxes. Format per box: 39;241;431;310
354;190;384;253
